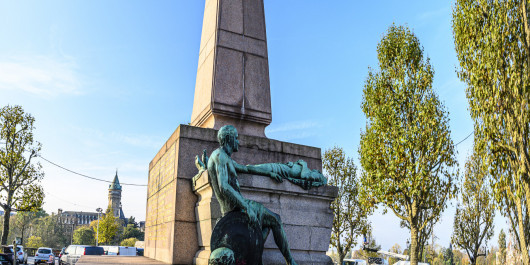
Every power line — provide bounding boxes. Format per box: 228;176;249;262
45;191;95;211
0;143;148;186
455;131;473;146
38;155;147;187
3;131;476;188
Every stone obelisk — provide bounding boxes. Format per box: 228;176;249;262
144;1;336;264
190;0;271;137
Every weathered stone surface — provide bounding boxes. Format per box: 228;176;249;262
146;125;336;265
190;0;272;137
187;124;337;264
219;0;243;34
243;0;266;40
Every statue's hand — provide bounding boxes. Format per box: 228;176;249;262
270;172;283;183
195;155;206;171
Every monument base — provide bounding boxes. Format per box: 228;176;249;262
145;125;337;265
191;127;337;265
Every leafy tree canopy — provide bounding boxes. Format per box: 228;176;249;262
359;24;458;265
0;105;45;244
324;147;371;265
453;0;530;262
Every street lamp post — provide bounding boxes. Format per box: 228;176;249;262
96;208;102;246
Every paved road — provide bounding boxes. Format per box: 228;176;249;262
25;257;59;265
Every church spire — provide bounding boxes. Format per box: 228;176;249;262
108;170;124;219
109;169;122;190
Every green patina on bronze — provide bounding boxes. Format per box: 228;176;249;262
194;143;327;190
194;125;326;265
208;247;235;265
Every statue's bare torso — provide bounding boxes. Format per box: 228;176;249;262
207;148;245;215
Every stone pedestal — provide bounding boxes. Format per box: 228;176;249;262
145;125;337;265
191;130;337;265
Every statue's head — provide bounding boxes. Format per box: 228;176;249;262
218;125;239;153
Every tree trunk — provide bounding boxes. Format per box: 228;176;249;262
338;246;345;265
410;225;419;265
21;223;25;246
1;208;11;245
515;198;530;265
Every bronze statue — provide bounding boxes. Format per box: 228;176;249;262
195;125;329;265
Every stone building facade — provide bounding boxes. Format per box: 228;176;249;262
58;171;127;226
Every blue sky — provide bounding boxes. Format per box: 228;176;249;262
0;0;507;251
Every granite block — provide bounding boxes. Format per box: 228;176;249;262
219;0;243;34
243;0;266;40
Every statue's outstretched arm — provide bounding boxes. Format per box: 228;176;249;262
233;162;282;183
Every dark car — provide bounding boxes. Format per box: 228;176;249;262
136;248;144;256
60;245;104;265
0;246;14;265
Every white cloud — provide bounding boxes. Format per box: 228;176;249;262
0;55;82;97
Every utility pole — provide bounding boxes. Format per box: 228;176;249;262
96;208;102;246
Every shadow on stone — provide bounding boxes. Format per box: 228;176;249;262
209;211;264;265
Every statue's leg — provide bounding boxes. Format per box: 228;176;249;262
261;207;298;265
262;227;270;242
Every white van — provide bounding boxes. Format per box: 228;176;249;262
393;261;430;265
343;259;367;265
106;246;136;256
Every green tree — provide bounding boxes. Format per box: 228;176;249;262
127;216;137;228
32;214;69;249
388;243;403;265
10;209;46;245
323;147;371;265
122;223;144;241
94;210;121;245
359;24;458;265
433;247;445;265
498;229;507;264
26;235;43;248
452;0;530;263
120;237;138;247
0;105;45;244
444;244;454;265
73;226;95;245
452;148;495;265
453;248;464;265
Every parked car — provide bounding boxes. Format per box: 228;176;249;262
136;248;144;256
8;245;27;264
343;259;367;265
106;246;136;256
34;247;54;264
0;246;14;265
60;245;104;265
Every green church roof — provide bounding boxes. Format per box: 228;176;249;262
109;170;122;190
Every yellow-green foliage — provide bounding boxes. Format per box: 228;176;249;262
359;24;458;265
26;236;43;249
323;147;370;265
120;237;138;247
451;147;495;265
94;210;121;245
73;226;95;245
453;0;530;263
0;105;45;244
